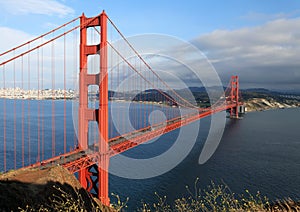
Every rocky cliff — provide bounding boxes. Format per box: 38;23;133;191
0;166;115;211
244;97;300;112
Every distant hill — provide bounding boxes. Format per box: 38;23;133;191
132;89;178;106
241;88;281;95
106;86;300;109
242;88;271;93
176;86;226;93
185;87;206;93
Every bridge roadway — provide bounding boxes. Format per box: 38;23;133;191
31;102;238;173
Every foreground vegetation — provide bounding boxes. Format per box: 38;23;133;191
17;179;300;211
2;167;298;211
139;180;300;212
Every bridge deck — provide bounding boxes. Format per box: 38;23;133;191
30;103;238;173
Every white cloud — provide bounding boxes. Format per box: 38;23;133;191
240;10;300;22
2;13;300;91
0;27;33;53
0;0;74;17
105;17;300;91
0;25;79;89
193;17;300;90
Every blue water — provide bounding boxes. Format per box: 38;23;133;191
0;99;185;167
109;107;300;210
0;99;300;210
0;99;76;167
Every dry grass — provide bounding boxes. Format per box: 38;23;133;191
13;178;300;211
138;179;300;212
18;185;112;212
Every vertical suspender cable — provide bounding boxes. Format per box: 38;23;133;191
73;23;78;148
21;56;24;167
126;64;129;133
151;63;153;127
140;61;143;128
145;64;147;128
52;35;56;157
117;44;120;137
156;66;159;123
3;65;6;171
64;32;67;154
28;44;31;164
41;40;45;160
122;50;125;135
13;51;17;169
134;57;137;129
37;47;40;162
141;61;144;128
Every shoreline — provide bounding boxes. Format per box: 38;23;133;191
1;91;300;113
244;97;300;113
245;105;300;113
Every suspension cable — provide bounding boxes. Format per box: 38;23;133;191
0;16;80;57
106;17;199;109
107;41;197;109
0;14;101;67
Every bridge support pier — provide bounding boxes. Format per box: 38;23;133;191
78;11;110;206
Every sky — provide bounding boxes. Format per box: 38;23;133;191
0;0;300;91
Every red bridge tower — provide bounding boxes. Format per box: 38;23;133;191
229;75;244;118
78;11;110;205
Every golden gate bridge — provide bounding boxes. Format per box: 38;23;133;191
0;11;244;206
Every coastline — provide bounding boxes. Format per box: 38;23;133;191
244;97;300;112
1;88;300;112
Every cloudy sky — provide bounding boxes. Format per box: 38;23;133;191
0;0;300;91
